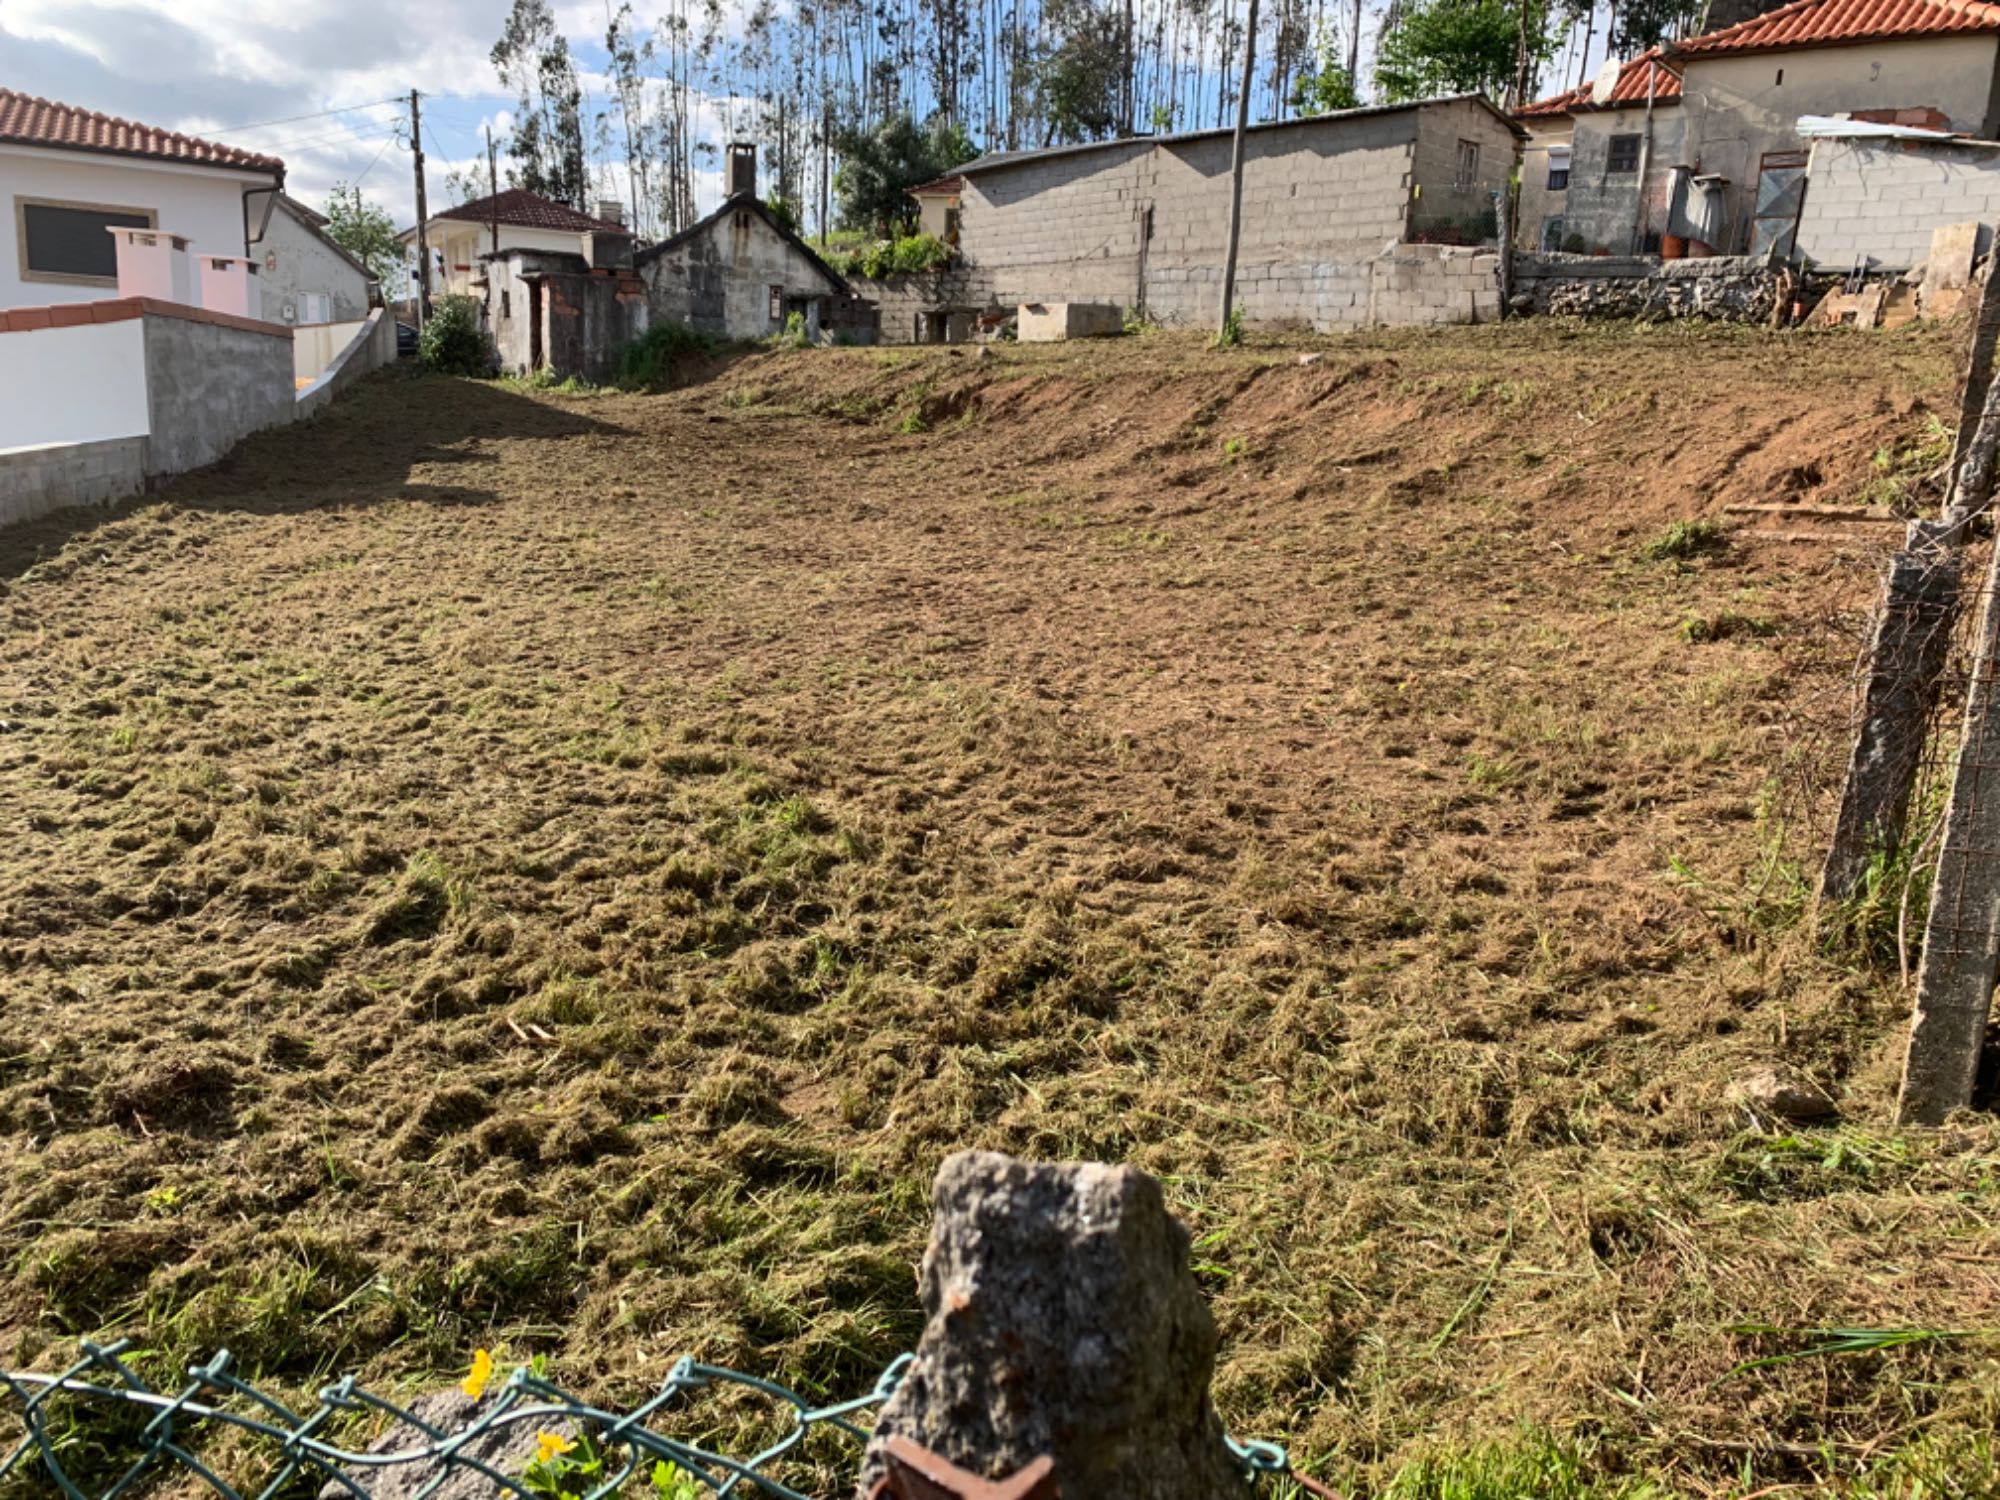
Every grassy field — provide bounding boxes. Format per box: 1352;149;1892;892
2;322;1997;1497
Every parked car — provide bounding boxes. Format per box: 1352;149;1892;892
396;322;419;359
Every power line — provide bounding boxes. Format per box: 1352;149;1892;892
211;96;406;135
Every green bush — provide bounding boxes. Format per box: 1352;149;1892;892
613;321;718;391
832;233;954;281
418;295;492;376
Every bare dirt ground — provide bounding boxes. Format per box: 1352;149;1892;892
2;322;1996;1496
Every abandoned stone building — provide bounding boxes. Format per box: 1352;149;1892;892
636;144;873;342
875;95;1518;335
484;225;649;381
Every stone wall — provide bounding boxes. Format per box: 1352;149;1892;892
1797;137;2000;271
641;201;849;342
140;307;296;475
1510;251;1783;320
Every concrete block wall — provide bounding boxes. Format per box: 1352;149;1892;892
1409;97;1518;237
141;309;295;476
1797;137;2000;270
0;437;148;529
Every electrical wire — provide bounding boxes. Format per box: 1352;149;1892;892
210;97;407;135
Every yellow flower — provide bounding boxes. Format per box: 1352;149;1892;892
461;1349;493;1400
535;1432;575;1465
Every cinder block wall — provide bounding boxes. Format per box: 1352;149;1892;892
955;102;1517;330
140;311;295;475
1797;137;2000;270
959;111;1421;327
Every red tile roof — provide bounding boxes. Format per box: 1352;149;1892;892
0;87;283;172
907;173;964;197
1517;50;1683;118
432;189;626;234
1674;0;2000;53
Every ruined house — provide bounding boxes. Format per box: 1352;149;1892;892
636;144;874;342
877;94;1521;336
484;227;648;381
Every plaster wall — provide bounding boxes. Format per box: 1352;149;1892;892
1;142;272;308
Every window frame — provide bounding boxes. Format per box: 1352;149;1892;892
15;195;158;287
1606;133;1642;175
769;283;784;323
1547;146;1572;192
1454;138;1481;191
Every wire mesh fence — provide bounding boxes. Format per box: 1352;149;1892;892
0;1340;1289;1500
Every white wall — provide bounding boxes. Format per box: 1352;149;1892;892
0;318;149;449
293;319;371;383
2;142;277;310
426;221;587;296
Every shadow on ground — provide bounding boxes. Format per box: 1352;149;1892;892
0;370;628;582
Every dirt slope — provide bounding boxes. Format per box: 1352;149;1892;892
0;323;1993;1497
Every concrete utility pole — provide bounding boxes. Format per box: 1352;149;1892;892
1219;0;1260;336
411;89;432;327
487;126;500;258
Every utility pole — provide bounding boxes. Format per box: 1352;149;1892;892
487;126;500;258
1218;0;1260;337
411;89;432;328
819;102;832;246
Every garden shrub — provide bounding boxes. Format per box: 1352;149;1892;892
418;295;493;376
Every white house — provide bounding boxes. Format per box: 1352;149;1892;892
399;189;629;300
0;86;284;309
259;194;376;324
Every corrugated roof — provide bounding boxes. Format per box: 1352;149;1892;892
431;189;626;235
0;87;283;173
1673;0;2000;54
1516;51;1683;119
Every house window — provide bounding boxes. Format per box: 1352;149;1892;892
15;196;156;284
943;205;961;244
501;289;512;319
1455;139;1480;190
1541;216;1567;252
769;284;784;322
1547;146;1571;191
1607;134;1642;174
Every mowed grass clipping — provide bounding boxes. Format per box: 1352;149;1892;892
1;322;1997;1497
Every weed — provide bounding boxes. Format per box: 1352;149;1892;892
1640;520;1728;564
614;322;718;391
1679;610;1776;644
1222;436;1248;462
1210;306;1244;350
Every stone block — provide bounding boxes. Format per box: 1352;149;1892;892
1017;301;1125;341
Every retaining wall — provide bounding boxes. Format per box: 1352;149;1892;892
1509;252;1783;320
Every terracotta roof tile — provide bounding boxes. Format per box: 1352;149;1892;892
433;189;627;234
0;87;283;172
907;173;964;196
1517;50;1682;118
1673;0;2000;53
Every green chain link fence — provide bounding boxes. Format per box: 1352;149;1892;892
0;1340;1289;1499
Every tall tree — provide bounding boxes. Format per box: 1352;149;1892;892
322;184;402;289
1375;0;1536;101
492;0;589;207
833;113;977;234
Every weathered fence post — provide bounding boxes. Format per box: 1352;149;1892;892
1902;530;2000;1123
1822;303;2000;908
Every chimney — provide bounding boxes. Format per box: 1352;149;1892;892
594;198;625;227
727;142;757;200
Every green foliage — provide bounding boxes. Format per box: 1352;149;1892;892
1639;519;1727;563
492;0;588;207
321;183;402;294
1290;23;1363;115
765;194;802;234
770;311;811;350
1036;0;1132;143
418;296;493;376
650;1460;701;1500
834;114;976;236
1380;1436;1669;1500
832;233;956;280
1679;610;1775;644
1376;0;1541;103
613;321;718;390
1210;305;1244;350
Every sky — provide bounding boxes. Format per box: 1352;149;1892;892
5;0;1625;235
1;0;669;229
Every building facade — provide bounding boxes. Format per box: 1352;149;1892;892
0;87;283;311
258;195;376;325
637;192;871;342
402;190;629;301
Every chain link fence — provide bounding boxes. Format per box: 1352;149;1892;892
0;1340;1289;1500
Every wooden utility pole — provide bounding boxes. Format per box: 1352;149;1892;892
411;89;432;327
486;126;500;258
820;102;832;246
1219;0;1260;337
